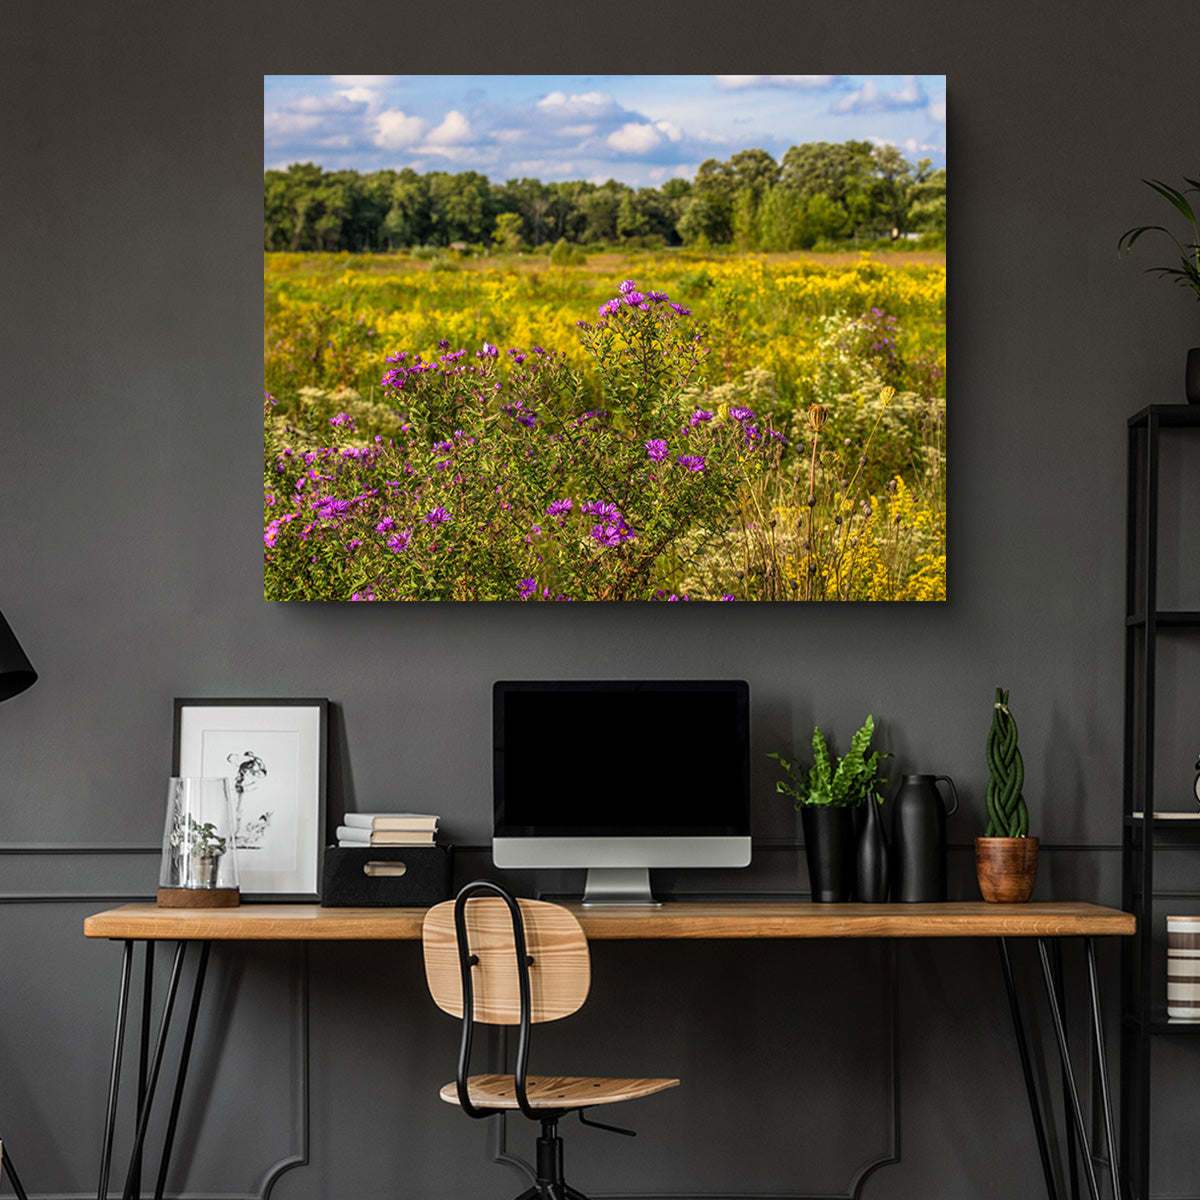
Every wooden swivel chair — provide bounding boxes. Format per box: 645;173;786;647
422;880;679;1200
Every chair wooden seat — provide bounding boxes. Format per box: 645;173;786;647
441;1073;681;1110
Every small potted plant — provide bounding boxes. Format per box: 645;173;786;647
771;715;888;902
1118;176;1200;403
976;687;1038;902
172;814;228;889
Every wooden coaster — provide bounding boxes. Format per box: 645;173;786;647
157;887;240;909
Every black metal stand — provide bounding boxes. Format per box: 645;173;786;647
999;936;1122;1200
1;1143;31;1200
507;1118;590;1200
96;939;212;1200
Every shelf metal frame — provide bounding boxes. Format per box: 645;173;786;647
1120;404;1200;1200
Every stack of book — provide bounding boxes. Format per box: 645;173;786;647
335;812;440;847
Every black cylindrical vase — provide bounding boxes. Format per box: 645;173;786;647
1187;347;1200;405
801;805;856;902
857;798;890;902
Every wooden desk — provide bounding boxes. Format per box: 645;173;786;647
85;899;1134;941
84;900;1133;1200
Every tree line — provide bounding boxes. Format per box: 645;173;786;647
264;141;946;255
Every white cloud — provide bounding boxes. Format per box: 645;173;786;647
536;90;615;117
426;110;472;145
420;144;485;163
715;74;835;90
336;85;381;108
654;119;683;142
264;111;325;138
492;128;525;144
607;122;663;154
512;158;576;177
330;75;401;87
832;75;927;114
929;100;947;124
291;94;347;114
373;108;427;149
696;129;728;144
558;123;596;138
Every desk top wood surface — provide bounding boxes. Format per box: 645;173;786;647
84;901;1134;941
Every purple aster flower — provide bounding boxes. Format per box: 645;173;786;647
598;298;621;317
350;588;377;601
422;506;450;526
545;498;574;518
676;454;707;472
590;522;636;548
645;439;669;461
646;289;669;302
618;280;637;294
581;500;621;521
518;578;537;600
264;520;282;549
314;496;353;521
720;594;736;601
669;302;692;316
384;350;408;364
477;342;499;358
621;290;646;307
688;409;713;426
728;406;756;423
386;530;412;553
376;516;396;533
329;413;354;428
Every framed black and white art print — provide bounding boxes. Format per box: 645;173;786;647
173;698;328;900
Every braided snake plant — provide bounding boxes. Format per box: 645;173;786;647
985;687;1028;837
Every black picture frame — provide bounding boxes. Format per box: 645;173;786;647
172;697;328;901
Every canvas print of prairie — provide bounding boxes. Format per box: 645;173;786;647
264;75;946;601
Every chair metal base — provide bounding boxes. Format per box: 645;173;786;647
508;1119;590;1200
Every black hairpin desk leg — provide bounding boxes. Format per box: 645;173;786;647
1000;937;1123;1200
1036;937;1123;1200
96;940;212;1200
2;1143;31;1200
998;937;1060;1200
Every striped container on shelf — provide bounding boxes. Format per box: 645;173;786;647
1167;916;1200;1021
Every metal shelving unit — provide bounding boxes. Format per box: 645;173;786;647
1121;404;1200;1200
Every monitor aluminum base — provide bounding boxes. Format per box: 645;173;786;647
581;867;661;906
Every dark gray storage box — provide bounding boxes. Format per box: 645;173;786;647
321;844;454;907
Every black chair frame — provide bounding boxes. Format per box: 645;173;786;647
448;880;631;1200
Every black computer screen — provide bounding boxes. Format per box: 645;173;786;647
493;680;750;837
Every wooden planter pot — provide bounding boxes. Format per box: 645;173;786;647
975;836;1039;903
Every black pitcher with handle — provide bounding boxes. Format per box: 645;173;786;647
891;774;960;902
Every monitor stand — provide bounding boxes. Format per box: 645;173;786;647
581;867;661;906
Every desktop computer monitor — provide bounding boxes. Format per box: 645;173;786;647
492;679;751;904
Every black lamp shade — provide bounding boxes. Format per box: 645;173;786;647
0;610;37;702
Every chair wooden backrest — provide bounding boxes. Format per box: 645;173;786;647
423;892;590;1024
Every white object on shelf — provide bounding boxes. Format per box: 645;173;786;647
1168;916;1200;1020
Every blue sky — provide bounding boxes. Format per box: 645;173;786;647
264;75;946;186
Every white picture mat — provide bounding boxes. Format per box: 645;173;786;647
178;704;322;896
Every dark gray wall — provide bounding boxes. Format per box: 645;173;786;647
2;2;1199;1196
